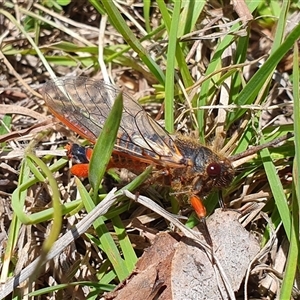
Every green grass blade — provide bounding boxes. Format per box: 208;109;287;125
178;1;205;37
280;40;300;299
291;36;300;214
19;200;83;224
27;154;62;252
156;0;194;132
0;160;29;281
29;281;115;297
280;187;298;299
143;0;151;33
112;216;137;270
270;0;289;54
89;91;123;199
0;115;11;148
163;0;181;132
76;178;130;281
157;0;194;87
260;141;291;237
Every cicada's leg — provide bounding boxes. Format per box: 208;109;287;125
70;163;89;178
190;195;206;219
190;195;213;247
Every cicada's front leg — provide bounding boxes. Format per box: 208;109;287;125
190;195;207;219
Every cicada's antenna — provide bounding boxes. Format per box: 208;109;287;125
229;132;294;163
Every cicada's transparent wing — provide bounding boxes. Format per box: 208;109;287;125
43;77;184;166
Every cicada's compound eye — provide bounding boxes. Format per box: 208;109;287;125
206;162;222;177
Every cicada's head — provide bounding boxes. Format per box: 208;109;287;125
192;147;235;196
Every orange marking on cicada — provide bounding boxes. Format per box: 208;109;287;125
70;164;89;178
48;107;96;143
85;148;93;161
190;195;207;219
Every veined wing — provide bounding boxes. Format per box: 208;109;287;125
42;77;185;167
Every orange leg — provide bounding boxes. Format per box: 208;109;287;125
190;195;207;219
70;163;89;178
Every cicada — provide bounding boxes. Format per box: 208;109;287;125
42;77;235;218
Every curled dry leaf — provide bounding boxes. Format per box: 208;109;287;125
0;104;48;121
0;119;53;144
0;104;52;144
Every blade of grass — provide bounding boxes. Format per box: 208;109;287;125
26;154;62;252
269;0;289;54
97;260;116;283
77;178;130;281
0;115;11;147
178;1;205;37
0;160;29;282
280;178;298;298
24;153;63;281
29;281;115;297
156;0;193;87
89;91;123;199
280;41;300;299
291;40;300;222
143;0;151;33
112;216;137;270
163;0;181;132
16;199;83;224
260;142;291;237
156;0;197;132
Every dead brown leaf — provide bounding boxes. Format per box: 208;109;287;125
106;209;260;300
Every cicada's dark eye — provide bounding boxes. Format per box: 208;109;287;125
206;162;222;177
